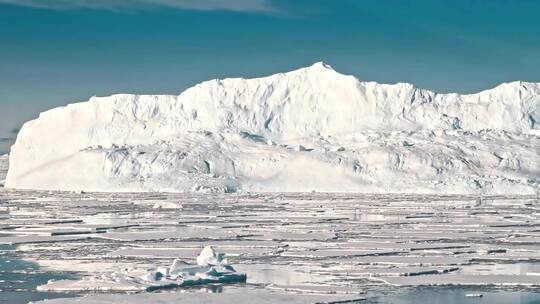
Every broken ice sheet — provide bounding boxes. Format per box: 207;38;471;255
34;287;366;304
280;249;406;258
1;188;540;303
372;274;540;287
267;284;364;295
314;266;460;277
0;234;97;245
95;227;244;242
108;246;274;259
37;246;247;292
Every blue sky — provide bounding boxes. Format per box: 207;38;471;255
1;0;540;153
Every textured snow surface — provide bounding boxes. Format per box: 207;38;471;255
5;62;540;193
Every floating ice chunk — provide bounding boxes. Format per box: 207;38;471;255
152;201;182;209
37;246;246;292
197;245;228;266
156;266;169;277
169;259;189;277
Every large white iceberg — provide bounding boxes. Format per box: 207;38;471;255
5;62;540;193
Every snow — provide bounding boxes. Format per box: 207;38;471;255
4;62;539;193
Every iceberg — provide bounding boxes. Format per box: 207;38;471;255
5;62;539;193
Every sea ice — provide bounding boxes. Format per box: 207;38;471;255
372;274;540;287
196;245;228;266
34;288;366;304
37;246;246;292
1;188;538;303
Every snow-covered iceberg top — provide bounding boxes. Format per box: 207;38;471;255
5;63;540;193
37;246;247;292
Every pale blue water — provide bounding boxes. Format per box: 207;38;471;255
0;244;78;304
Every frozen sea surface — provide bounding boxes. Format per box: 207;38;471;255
0;244;77;304
0;186;539;303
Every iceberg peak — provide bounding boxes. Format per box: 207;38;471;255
293;61;339;76
310;61;334;70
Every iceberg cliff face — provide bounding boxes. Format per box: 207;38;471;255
0;154;8;186
5;63;540;193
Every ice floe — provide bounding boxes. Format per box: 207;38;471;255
37;246;246;292
372;274;540;287
34;288;366;304
1;189;539;303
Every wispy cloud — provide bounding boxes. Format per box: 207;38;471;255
0;0;275;12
